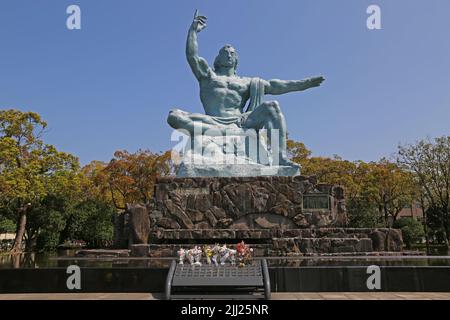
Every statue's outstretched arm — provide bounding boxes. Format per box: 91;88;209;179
186;10;211;80
263;76;325;95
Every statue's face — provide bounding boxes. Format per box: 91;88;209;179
216;45;237;69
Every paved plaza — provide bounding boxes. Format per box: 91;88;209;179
0;292;449;300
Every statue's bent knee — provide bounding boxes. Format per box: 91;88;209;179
263;101;281;116
167;109;184;129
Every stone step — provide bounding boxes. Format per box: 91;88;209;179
271;237;374;255
147;237;376;257
146;228;403;256
151;229;274;241
75;249;130;257
280;229;375;239
150;228;394;241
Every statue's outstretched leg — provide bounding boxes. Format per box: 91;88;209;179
168;108;229;136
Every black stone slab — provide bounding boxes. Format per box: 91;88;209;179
0;265;449;293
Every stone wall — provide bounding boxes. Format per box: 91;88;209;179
113;176;404;256
150;176;348;231
114;204;150;248
148;227;403;257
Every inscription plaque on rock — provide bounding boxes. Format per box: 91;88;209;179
302;194;330;210
173;187;210;196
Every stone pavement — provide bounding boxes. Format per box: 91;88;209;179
0;292;449;300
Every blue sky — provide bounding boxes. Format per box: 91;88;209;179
1;0;449;165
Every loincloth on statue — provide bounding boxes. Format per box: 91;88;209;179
208;112;251;129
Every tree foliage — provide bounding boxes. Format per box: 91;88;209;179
398;136;450;244
0;216;15;234
0;110;79;252
104;149;173;209
288;141;420;227
393;217;425;249
64;199;116;248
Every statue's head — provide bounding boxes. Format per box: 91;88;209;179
214;45;238;74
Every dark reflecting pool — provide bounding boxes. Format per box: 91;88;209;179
1;250;450;269
1;251;449;293
265;256;450;267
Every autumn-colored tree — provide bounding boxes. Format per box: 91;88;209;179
286;139;311;165
359;159;417;224
80;160;111;203
0;110;79;253
305;157;361;197
287;139;418;228
104;150;173;209
288;140;361;196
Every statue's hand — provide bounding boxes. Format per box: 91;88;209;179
191;10;207;33
308;76;325;88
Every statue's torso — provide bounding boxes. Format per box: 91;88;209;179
199;74;251;117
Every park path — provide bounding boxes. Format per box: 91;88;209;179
0;292;449;300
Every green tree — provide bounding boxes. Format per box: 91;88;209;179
0;110;79;253
347;197;383;228
359;159;417;225
398;136;450;246
0;216;16;234
66;199;116;248
34;209;66;251
393;217;425;249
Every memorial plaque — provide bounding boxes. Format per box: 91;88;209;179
302;194;330;210
173;187;210;196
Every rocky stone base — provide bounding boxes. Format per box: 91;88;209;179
147;227;403;257
130;244;151;257
149;176;348;230
114;176;405;257
75;249;130;257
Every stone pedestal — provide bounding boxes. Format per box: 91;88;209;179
151;176;347;230
177;162;300;178
130;244;150;257
127;204;151;244
176;131;300;177
115;176;403;256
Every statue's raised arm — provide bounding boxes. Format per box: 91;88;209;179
263;76;325;95
186;10;211;80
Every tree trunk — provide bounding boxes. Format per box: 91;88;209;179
443;205;449;248
10;204;30;254
25;233;35;252
383;198;389;227
420;196;430;255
